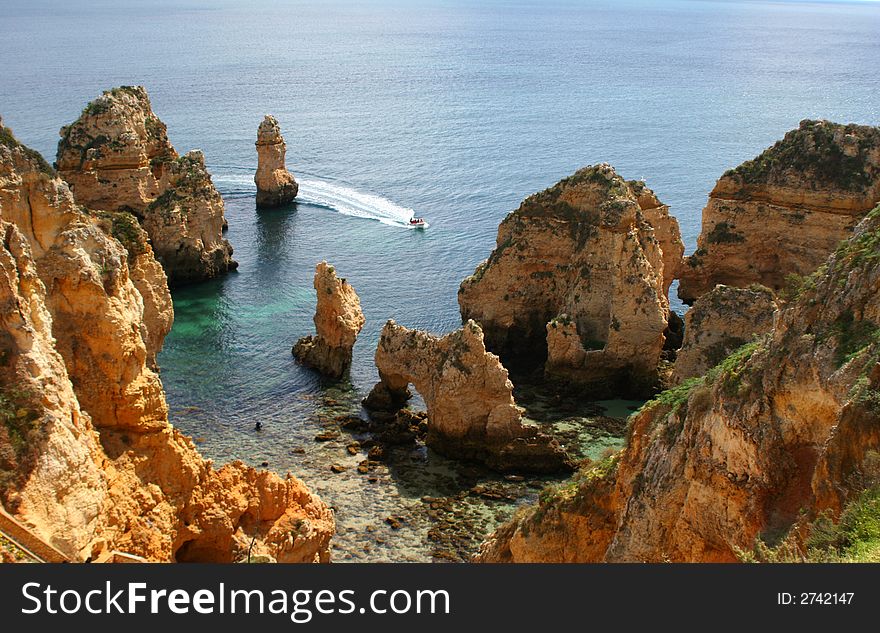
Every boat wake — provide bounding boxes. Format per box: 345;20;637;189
210;168;427;229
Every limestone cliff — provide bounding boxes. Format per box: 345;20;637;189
255;115;298;208
55;86;236;285
672;284;777;383
293;261;365;379
366;320;572;473
1;120;332;562
678;120;880;303
459;164;681;396
478;205;880;562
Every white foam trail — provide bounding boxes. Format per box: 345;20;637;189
210;171;425;228
297;179;422;228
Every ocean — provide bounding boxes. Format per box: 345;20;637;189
2;0;878;561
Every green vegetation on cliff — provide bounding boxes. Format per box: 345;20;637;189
724;120;879;191
0;124;54;175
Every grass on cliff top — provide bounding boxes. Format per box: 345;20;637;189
0;124;55;176
517;165;630;220
723;120;879;191
638;340;763;417
532;449;620;519
80;86;146;117
832;204;880;268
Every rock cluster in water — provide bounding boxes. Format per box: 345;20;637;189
293;261;365;379
55;86;236;286
459;164;683;397
255;115;299;208
365;320;572;473
0;118;333;562
678;120;880;303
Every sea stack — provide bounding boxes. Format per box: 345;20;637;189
255;115;298;208
293;262;365;379
459;164;683;397
55;85;236;286
678;120;880;303
1;120;333;562
366;320;572;473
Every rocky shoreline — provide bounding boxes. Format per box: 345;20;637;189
3;99;880;563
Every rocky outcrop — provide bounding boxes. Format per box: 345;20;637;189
55;86;236;285
672;284;778;383
293;262;365;379
255;115;298;208
1;120;333;562
678;120;880;303
459;164;681;397
477;205;880;562
365;320;572;473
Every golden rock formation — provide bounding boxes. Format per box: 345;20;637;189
672;284;778;383
478;206;880;561
56;86;236;285
255;115;298;208
366;320;572;473
0;119;333;562
678;120;880;303
293;261;365;379
459;164;682;397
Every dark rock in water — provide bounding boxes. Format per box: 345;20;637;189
330;464;347;473
363;381;411;411
346;442;361;455
314;430;340;442
339;415;369;431
384;516;405;530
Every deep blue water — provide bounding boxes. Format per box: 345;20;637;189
2;0;878;561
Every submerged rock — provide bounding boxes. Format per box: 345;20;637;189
1;120;333;562
56;85;236;285
459;164;682;397
366;319;573;473
678;120;880;303
293;261;365;379
672;284;778;383
255;115;298;208
478;205;880;562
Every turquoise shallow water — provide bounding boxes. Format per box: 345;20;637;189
1;0;879;561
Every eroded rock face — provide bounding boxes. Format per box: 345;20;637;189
459;164;681;396
1;121;332;562
678;120;880;303
672;284;778;383
478;206;880;562
366;320;572;473
255;115;298;208
56;86;236;285
293;262;365;379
